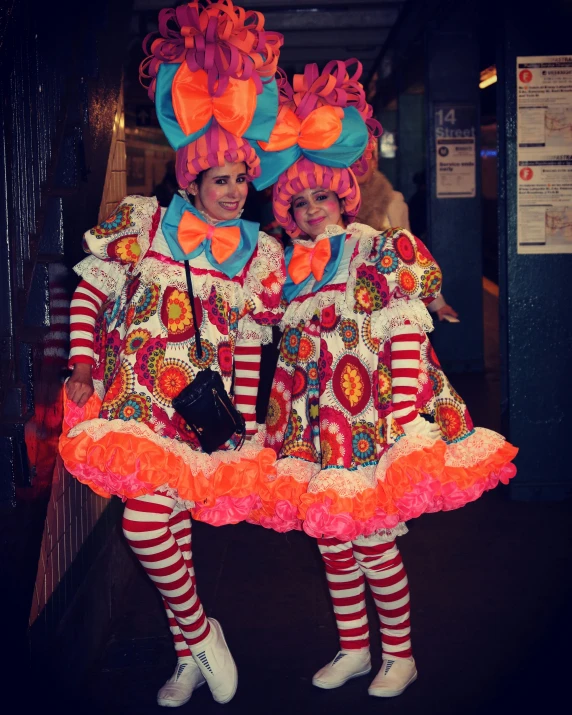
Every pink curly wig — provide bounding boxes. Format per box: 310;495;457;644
268;60;380;236
351;103;383;178
273;157;361;238
176;122;261;188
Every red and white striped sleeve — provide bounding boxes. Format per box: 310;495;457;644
44;266;70;365
390;321;422;426
233;340;261;436
68;279;108;368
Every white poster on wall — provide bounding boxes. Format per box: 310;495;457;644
435;104;476;198
517;55;572;254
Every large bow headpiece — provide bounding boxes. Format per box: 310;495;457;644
252;60;373;190
140;1;283;150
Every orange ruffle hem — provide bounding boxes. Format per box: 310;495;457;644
59;391;277;513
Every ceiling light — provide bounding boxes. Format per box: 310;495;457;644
479;66;497;89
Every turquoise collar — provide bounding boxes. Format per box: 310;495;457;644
161;194;259;279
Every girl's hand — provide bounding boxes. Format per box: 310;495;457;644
436;304;459;321
66;363;94;407
401;414;441;441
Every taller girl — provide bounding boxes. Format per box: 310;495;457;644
60;1;284;707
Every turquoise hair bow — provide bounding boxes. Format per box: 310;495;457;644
155;63;279;151
252;107;368;191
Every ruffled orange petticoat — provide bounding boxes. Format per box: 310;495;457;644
195;432;518;540
58;391;277;521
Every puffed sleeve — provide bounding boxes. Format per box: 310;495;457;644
240;231;286;344
353;227;442;343
73;195;161;299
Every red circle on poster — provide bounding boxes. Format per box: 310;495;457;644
519;69;533;83
519;167;533;181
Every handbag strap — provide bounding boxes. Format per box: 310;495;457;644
184;260;203;360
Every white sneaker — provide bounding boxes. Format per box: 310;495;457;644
368;656;417;697
157;658;206;707
312;650;372;690
191;619;238;704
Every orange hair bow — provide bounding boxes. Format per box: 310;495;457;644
172;64;257;137
258;105;343;153
288;239;332;284
179;211;241;264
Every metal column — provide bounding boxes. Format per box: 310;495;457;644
425;2;484;372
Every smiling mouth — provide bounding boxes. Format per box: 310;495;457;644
308;215;325;226
219;201;240;211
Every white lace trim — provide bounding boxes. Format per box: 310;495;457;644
155;486;196;510
370;298;435;343
73;256;128;298
274;456;321;483
445;428;507;468
237;314;272;344
135;256;246;307
92;378;106;399
273;456;405;505
373;427;509;480
375;433;439;481
353;523;409;543
345;221;384;240
280;288;347;329
292;222;377;246
243;231;284;306
67;416;269;480
308;464;379;498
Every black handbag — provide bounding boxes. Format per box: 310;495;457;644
171;261;246;454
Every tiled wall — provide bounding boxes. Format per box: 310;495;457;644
29;82;127;627
126;125;174;197
29;461;110;625
99;82;127;222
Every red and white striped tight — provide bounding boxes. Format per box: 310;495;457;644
318;536;412;658
162;507;197;658
122;494;210;657
233;340;262;435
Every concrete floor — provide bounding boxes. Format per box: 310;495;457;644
50;291;572;714
73;489;572;715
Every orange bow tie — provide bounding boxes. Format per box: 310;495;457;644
172;65;256;137
258;105;343;153
178;211;241;264
288;239;332;285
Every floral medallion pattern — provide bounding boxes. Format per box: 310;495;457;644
154;359;194;408
93;204;133;237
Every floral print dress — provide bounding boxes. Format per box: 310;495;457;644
59;195;285;514
229;223;518;542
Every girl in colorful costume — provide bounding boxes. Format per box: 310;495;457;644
236;60;518;698
59;1;284;707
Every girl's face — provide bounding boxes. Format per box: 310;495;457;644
291;187;345;238
189;161;248;221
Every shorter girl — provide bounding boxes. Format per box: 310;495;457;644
235;60;518;698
